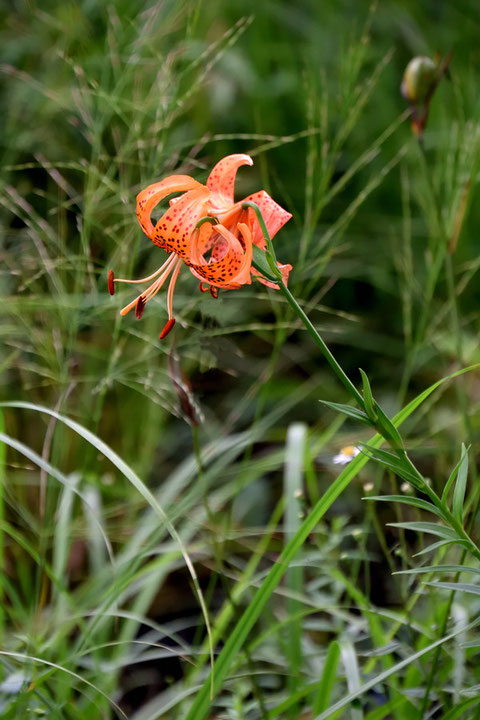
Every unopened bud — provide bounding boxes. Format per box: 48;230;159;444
401;56;437;104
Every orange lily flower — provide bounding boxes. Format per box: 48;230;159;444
109;154;292;338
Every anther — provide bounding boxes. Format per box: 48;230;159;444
209;286;219;299
199;282;208;293
135;296;146;319
159;318;176;339
108;270;115;296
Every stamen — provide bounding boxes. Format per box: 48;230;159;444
159;318;176;339
198;281;208;293
209;286;219;299
119;255;178;316
166;258;183;321
108;270;115;296
135;296;146;319
114;253;176;286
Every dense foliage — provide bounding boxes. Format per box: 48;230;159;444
1;1;480;718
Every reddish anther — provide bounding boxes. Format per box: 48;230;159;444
135;296;146;319
209;286;219;299
159;318;176;339
199;281;208;293
107;270;115;296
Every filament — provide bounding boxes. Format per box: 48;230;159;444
120;255;178;316
166;258;183;320
114;253;176;286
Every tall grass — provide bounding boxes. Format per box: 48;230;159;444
1;1;480;718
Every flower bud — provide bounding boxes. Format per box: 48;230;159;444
401;56;437;104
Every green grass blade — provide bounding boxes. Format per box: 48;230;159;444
442;445;469;506
0;650;126;719
453;443;469;522
266;618;480;719
0;432;113;566
284;422;307;712
413;539;471;557
0;403;215;692
387;522;458;540
321;401;372;425
182;363;480;720
0;409;4;642
313;617;480;720
395;565;480;576
340;641;364;720
441;698;480;720
364;495;446;520
425;581;480;595
312;641;341;715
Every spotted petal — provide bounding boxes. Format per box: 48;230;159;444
136;175;203;239
243;190;292;249
152;186;210;259
188;223;252;288
207;154;253;213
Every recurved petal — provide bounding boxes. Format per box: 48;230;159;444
188;221;215;263
207;154;253;211
243;190;292;249
152;186;210;258
188;223;252;288
136;175;204;239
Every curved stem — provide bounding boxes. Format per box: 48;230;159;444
277;275;480;562
248;199;480;564
277;278;365;407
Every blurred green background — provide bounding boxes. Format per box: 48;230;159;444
2;0;479;463
1;0;480;717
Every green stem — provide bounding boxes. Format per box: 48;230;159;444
277;279;365;407
278;266;480;562
247;198;479;553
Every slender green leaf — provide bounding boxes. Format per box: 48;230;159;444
374;404;404;449
387;522;459;540
321;401;372;426
359;368;377;421
413;539;471;557
360;446;422;486
441;698;480;720
442;445;469;505
453;443;469;522
425;581;480;595
313;641;341;715
364;495;446;520
395;565;480;576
